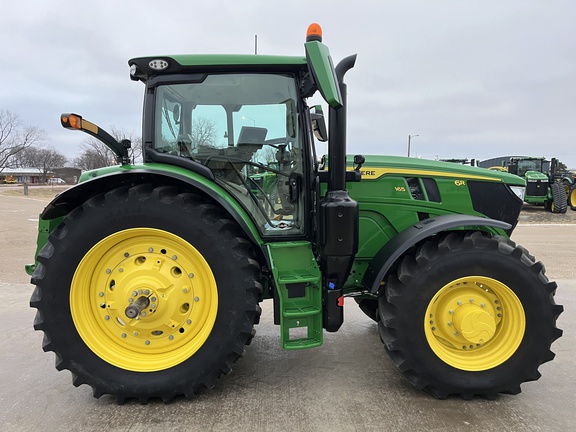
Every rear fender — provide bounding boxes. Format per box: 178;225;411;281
40;168;263;246
362;214;511;294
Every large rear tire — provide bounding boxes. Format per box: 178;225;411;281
30;185;262;403
378;231;563;399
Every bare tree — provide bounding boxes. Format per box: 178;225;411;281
73;137;116;171
17;146;68;182
110;127;143;163
73;127;143;171
255;145;278;165
0;109;45;172
192;117;217;148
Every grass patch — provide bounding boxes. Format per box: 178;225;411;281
0;186;69;200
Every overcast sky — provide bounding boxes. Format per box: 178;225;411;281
2;1;575;168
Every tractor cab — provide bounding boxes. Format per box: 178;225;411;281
142;72;308;237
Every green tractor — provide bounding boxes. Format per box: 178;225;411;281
507;157;567;213
27;24;562;402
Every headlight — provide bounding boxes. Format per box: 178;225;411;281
510;186;525;201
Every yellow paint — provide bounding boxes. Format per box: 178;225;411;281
81;119;99;134
70;228;218;372
424;276;525;371
350;167;500;182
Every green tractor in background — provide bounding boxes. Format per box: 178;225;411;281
27;24;562;403
507;157;568;213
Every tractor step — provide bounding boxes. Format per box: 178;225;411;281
267;242;323;350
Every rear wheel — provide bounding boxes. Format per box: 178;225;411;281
30;185;262;403
378;231;563;399
551;182;567;213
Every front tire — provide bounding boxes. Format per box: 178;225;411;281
378;231;563;399
30;185;262;402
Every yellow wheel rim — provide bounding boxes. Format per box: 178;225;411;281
70;228;218;372
570;189;576;208
424;276;525;371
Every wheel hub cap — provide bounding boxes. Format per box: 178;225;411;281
452;304;496;344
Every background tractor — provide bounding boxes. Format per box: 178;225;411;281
27;24;562;403
507;156;568;213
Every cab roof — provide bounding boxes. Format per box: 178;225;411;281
129;54;308;82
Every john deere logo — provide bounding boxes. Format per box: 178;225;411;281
454;180;466;187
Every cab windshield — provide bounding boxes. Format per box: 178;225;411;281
153;73;305;236
516;159;546;177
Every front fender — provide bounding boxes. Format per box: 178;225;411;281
362;214;511;293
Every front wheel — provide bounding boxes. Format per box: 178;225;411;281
30;185;262;403
378;231;563;399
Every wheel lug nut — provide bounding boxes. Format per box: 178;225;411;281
106;268;111;274
145;340;150;345
151;297;157;302
469;299;474;303
194;296;200;302
121;333;126;338
104;315;110;321
457;301;462;306
189;273;194;278
132;291;138;297
148;247;154;252
124;252;129;258
172;255;178;260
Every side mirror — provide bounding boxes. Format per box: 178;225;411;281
172;104;181;123
310;105;328;142
353;154;365;171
